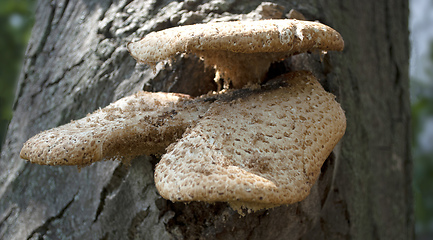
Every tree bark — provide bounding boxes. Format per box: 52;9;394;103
0;0;413;239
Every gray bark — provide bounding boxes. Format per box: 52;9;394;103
0;0;413;239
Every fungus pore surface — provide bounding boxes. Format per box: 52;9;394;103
154;71;346;210
127;19;344;88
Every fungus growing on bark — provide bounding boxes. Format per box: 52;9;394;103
20;91;213;166
154;71;346;211
127;19;344;88
20;18;346;212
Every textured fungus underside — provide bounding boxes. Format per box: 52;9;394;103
155;71;346;211
127;19;344;88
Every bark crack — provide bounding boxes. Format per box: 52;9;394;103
127;208;150;240
42;57;86;89
26;191;77;240
56;0;71;24
0;204;18;239
93;164;129;222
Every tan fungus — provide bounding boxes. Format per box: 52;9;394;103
20;17;347;212
154;71;346;210
20;92;212;166
127;19;344;88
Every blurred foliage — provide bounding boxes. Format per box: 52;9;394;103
412;40;433;237
0;0;35;150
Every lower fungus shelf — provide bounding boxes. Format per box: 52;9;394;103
20;71;345;212
154;71;346;211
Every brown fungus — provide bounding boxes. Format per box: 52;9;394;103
154;71;346;212
127;19;344;88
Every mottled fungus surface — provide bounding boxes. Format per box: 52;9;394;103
154;71;346;211
127;19;344;88
20;92;212;166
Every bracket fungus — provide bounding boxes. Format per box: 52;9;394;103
20;92;213;166
127;19;344;89
20;19;346;212
155;71;346;211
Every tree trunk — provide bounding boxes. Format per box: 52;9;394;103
0;0;413;239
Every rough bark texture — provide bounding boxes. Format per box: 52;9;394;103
0;0;413;239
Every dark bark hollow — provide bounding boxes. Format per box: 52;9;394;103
0;1;413;240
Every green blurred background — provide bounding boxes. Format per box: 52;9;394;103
0;1;432;239
409;0;433;238
0;0;34;148
412;46;433;238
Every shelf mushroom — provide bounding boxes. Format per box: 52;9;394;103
154;71;346;211
129;19;346;210
127;19;344;88
20;92;214;166
20;19;346;212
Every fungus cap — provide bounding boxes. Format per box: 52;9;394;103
127;19;344;88
154;71;346;210
20;91;212;166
